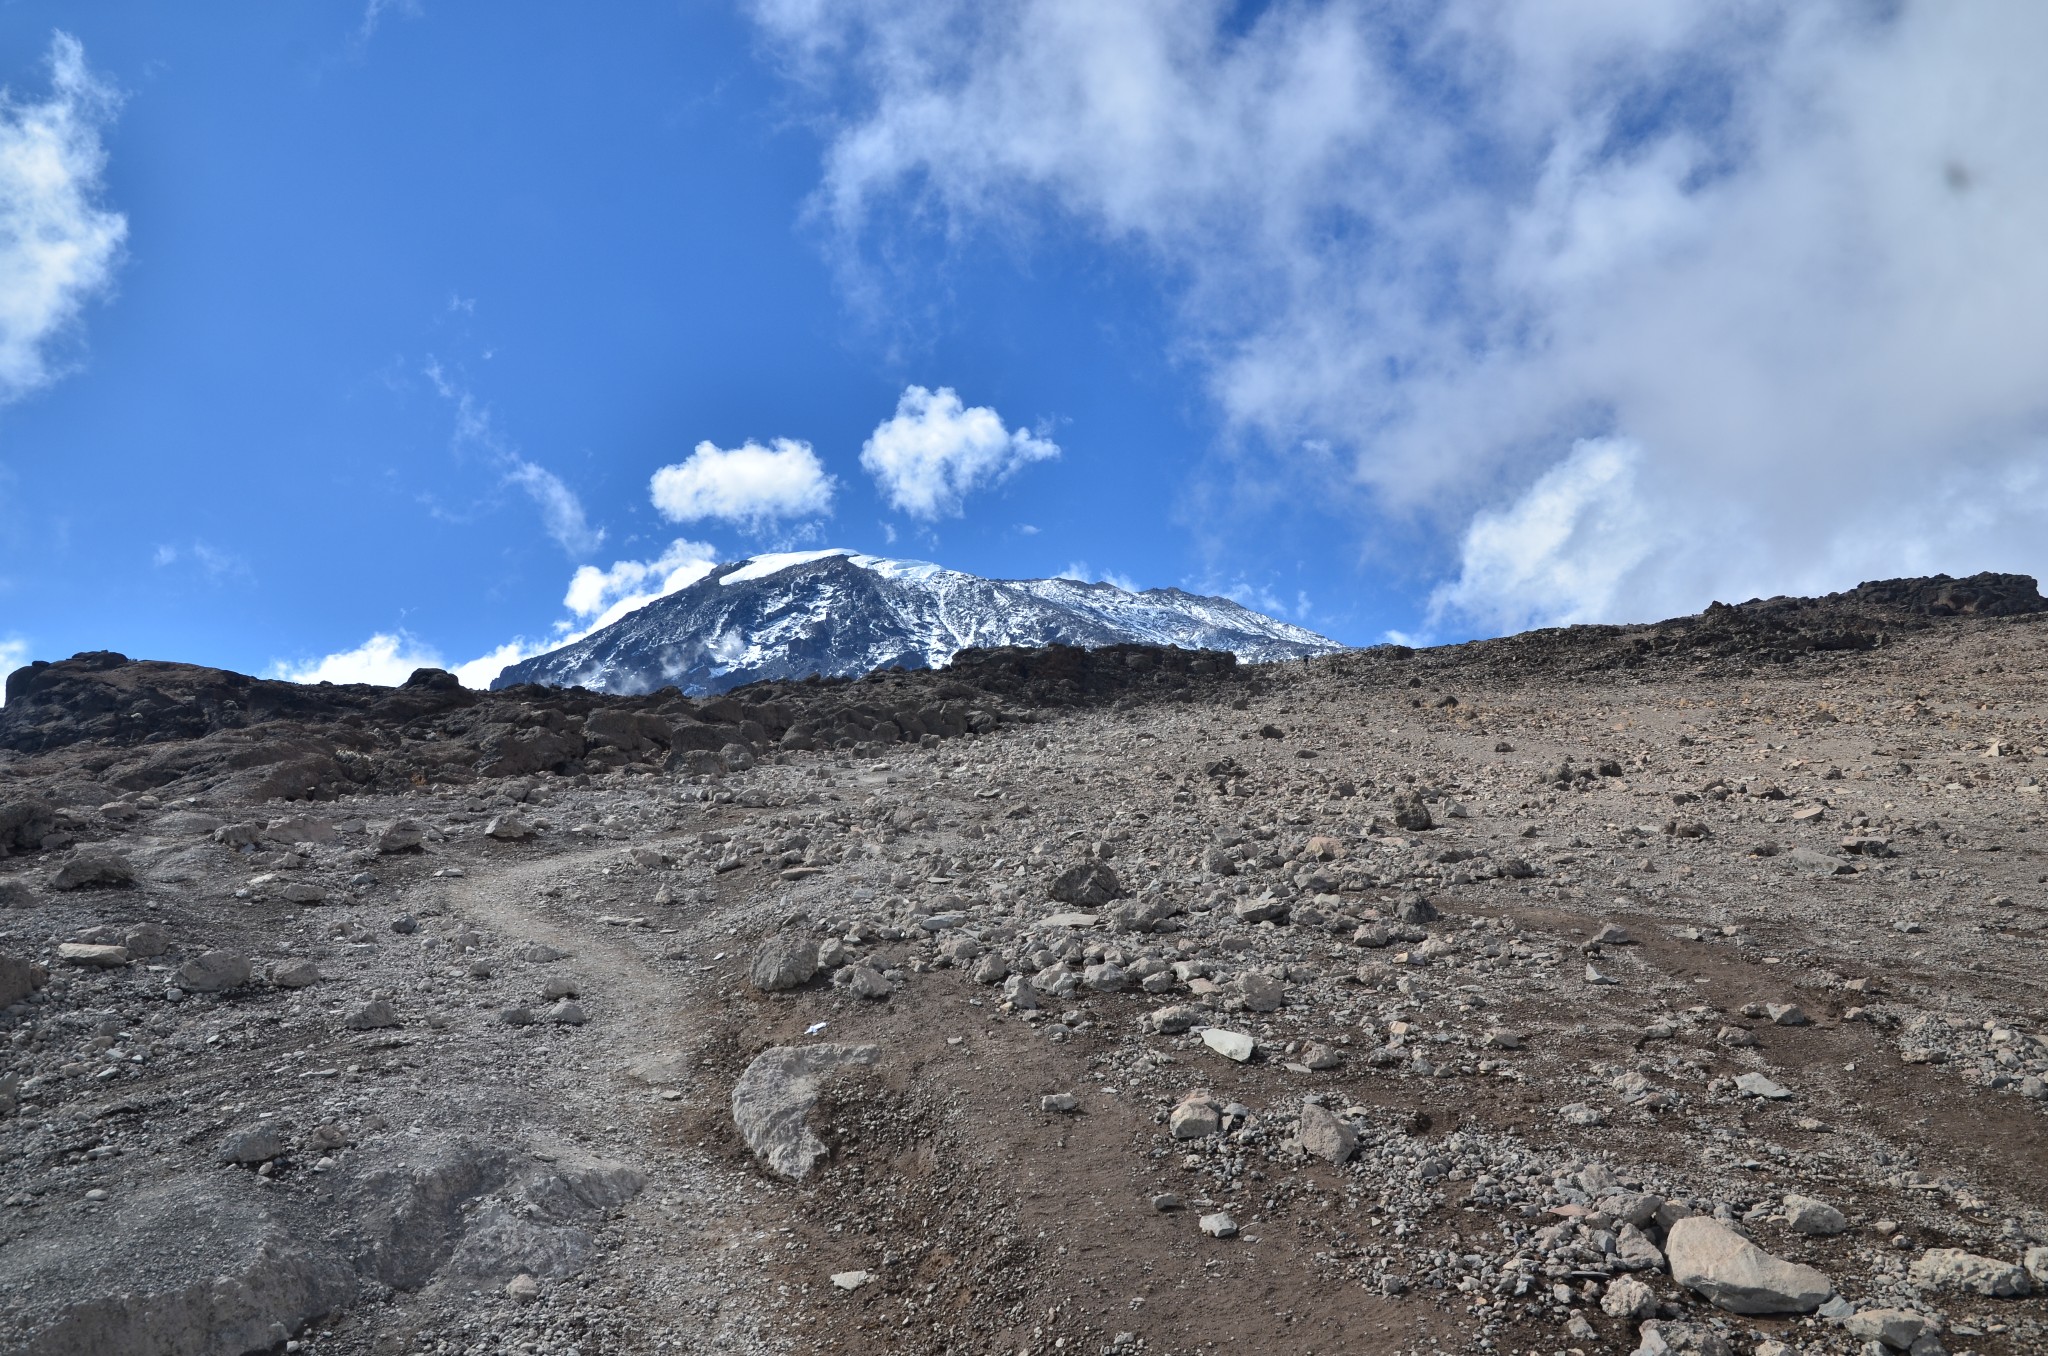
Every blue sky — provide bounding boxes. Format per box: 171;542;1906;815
2;3;2046;689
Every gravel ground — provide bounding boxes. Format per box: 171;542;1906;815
2;593;2047;1356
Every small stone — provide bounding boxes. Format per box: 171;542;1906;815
1039;1093;1079;1114
500;1007;536;1026
219;1125;287;1165
484;814;536;841
1169;1097;1221;1139
281;883;328;905
1198;1211;1238;1238
545;999;587;1025
1766;1003;1810;1026
1150;1193;1183;1212
1149;1004;1203;1034
1630;1321;1735;1356
1589;922;1634;946
751;935;820;992
1908;1247;2031;1297
270;960;323;989
1782;1194;1848;1235
1602;1274;1658;1319
832;964;892;999
542;976;579;1000
51;849;136;891
1235;971;1284;1011
830;1270;875;1291
344;1000;401;1030
57;943;129;968
1482;1028;1524;1050
1201;1028;1255;1062
378;820;425;853
1296;1100;1356;1164
176;950;252;993
505;1273;540;1303
1843;1309;1928;1350
390;914;417;935
123;923;171;958
1082;962;1127;993
1584;962;1618;985
1735;1071;1792;1099
1300;1042;1341;1070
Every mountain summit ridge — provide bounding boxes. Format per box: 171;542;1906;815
492;549;1341;695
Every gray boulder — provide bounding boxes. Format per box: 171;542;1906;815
731;1043;880;1180
51;848;135;890
1048;860;1124;907
176;950;252;993
1296;1100;1356;1164
1909;1248;2031;1297
749;935;820;992
1666;1216;1832;1314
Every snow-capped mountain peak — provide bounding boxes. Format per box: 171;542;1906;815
492;550;1341;695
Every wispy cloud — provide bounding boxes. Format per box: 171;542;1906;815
0;32;127;404
354;0;422;49
151;539;250;581
426;361;603;556
859;385;1057;519
750;0;2048;630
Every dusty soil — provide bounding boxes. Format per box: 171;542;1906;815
3;576;2047;1356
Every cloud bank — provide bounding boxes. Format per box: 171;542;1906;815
0;32;127;404
650;438;836;529
749;0;2048;631
861;384;1057;519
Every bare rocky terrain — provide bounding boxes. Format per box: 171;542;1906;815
3;573;2047;1356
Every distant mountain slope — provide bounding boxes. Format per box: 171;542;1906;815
492;549;1342;695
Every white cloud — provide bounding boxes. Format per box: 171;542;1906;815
270;632;446;687
859;385;1057;519
0;636;29;705
1428;439;1656;635
562;537;719;630
277;537;727;693
503;457;604;557
650;438;836;528
749;0;2048;630
0;32;126;404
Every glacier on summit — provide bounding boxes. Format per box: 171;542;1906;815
492;549;1342;695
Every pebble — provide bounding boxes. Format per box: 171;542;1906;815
1198;1212;1238;1238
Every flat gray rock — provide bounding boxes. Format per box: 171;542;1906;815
731;1043;880;1181
1667;1216;1831;1314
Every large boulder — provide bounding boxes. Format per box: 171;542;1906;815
1665;1216;1832;1314
731;1043;879;1180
